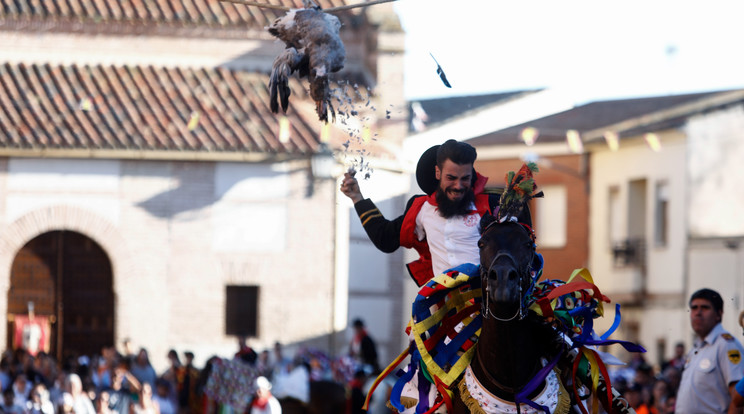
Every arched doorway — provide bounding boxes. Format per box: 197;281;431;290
7;231;114;360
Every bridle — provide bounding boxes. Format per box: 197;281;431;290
479;220;537;322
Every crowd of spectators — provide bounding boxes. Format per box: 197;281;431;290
0;342;208;414
0;330;381;414
608;342;686;414
5;328;700;413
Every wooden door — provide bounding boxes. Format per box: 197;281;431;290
8;231;114;360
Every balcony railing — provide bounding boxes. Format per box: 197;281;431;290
612;238;646;269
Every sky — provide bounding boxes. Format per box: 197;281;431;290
392;0;744;105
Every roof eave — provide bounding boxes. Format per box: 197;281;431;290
0;147;304;163
582;89;744;144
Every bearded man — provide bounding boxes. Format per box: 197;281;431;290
340;139;499;286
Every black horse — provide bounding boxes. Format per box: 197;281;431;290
449;215;634;414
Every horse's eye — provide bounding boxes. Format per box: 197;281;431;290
477;239;484;249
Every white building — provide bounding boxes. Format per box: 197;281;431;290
0;0;408;372
585;90;744;367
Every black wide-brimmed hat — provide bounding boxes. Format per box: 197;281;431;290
415;145;440;195
415;144;478;195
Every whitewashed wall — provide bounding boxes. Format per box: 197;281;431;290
589;132;687;296
686;104;744;237
589;132;688;366
0;157;339;372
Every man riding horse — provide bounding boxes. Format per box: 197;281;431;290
363;163;645;414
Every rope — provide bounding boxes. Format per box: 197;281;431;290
219;0;290;11
218;0;400;13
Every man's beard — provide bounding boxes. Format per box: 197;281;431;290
435;187;475;219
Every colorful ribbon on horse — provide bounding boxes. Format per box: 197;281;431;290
368;264;645;414
517;268;645;414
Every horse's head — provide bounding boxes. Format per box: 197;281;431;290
478;216;541;321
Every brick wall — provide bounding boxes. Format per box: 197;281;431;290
475;154;589;280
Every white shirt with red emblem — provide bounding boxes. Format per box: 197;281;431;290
415;201;481;276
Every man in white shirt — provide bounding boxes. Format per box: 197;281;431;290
676;288;744;414
340;139;499;286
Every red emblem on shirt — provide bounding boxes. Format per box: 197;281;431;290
463;214;479;227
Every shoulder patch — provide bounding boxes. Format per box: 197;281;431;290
728;349;741;365
722;333;735;341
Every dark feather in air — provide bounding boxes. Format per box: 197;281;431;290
429;53;451;88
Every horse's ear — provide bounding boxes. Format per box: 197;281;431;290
480;213;497;235
531;251;543;273
517;203;533;229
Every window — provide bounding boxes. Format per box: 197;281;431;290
535;185;567;248
225;285;259;337
654;181;669;246
608;186;622;246
627;179;647;240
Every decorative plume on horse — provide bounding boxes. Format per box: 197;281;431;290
364;163;645;414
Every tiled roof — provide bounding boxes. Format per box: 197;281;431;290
0;62;361;156
0;0;361;32
409;90;538;132
466;91;736;147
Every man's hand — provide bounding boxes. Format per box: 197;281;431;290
340;169;364;204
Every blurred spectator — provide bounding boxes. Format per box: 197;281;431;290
132;382;159;414
632;363;655;408
64;373;95;414
0;355;11;391
152;378;177;414
91;354;113;391
2;387;24;413
120;338;136;366
662;342;685;371
660;392;676;414
59;392;75;414
249;376;281;414
179;351;200;413
627;350;648;371
34;352;57;389
194;356;220;414
48;370;66;411
95;390;114;414
12;373;31;408
130;348;157;389
272;343;292;378
349;319;379;374
623;383;652;414
256;350;274;380
26;383;54;414
347;370;367;414
235;336;258;365
660;365;681;393
650;378;670;414
106;361;140;414
152;378;178;414
271;357;309;404
161;349;183;405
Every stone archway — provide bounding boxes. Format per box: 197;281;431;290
0;205;134;360
8;231;114;360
